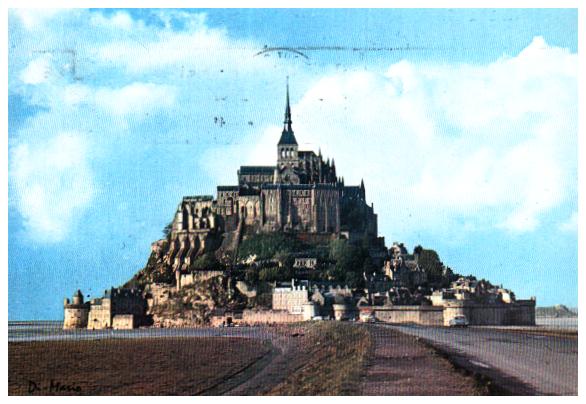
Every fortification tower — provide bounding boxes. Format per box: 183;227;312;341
63;289;90;329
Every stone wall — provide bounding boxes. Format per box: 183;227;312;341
372;306;444;326
180;271;224;288
63;307;89;329
443;300;536;326
372;300;535;327
210;310;303;326
88;302;112;330
112;314;135;330
146;283;173;310
243;310;303;324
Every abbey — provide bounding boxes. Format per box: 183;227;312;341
166;83;383;272
64;82;535;329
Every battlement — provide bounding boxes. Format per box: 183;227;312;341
183;195;214;202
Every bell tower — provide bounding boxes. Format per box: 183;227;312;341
277;78;298;169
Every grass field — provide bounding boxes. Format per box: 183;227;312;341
267;322;371;395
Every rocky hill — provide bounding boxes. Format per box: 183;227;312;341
143;275;247;327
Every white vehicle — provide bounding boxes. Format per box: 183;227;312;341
448;315;469;327
359;312;376;323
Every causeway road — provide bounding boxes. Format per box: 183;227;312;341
385;324;577;395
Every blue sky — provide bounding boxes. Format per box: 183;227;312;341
8;8;578;320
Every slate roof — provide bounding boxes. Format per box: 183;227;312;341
278;129;298;146
238;166;275;175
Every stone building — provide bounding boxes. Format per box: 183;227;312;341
272;280;310;314
384;242;427;288
167;195;221;273
156;83;383;275
63;288;147;330
63;290;90;329
293;256;318;270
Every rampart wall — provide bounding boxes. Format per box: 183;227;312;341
372;306;444;326
371;300;536;326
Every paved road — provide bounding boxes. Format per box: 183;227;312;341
386;324;577;395
360;326;479;395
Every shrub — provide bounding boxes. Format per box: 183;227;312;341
237;233;306;260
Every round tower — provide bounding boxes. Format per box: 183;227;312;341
63;290;90;330
72;289;84;305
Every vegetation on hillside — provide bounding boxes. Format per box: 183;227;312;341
123;223;462;315
413;245;459;287
124;250;175;289
237;233;307;261
327;239;373;288
268;322;371;395
234;234;377;289
188;252;223;272
149;275;246;325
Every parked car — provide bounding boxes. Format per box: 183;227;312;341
448;315;469;327
359;312;377;323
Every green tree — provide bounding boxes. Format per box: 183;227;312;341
327;239;368;287
244;268;259;284
362;256;376;274
190;252;222;272
237;233;306;260
275;249;294;269
162;221;173;238
417;248;445;283
258;267;280;282
344;271;362;288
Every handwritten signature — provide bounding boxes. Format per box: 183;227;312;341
28;379;82;394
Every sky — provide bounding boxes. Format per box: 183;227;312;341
7;8;578;320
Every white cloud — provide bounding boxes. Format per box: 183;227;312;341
257;37;577;237
90;11;136;31
10;132;96;243
558;211;578;233
19;55;52;84
95;13;265;74
9;9;576;245
94;82;177;116
11;9;65;30
62;83;92;106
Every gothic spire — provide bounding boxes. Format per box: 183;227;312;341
278;77;298;146
284;76;292;131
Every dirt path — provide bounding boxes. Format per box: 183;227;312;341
223;329;302;395
360;325;480;395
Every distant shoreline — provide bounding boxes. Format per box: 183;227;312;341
8;320;62;325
